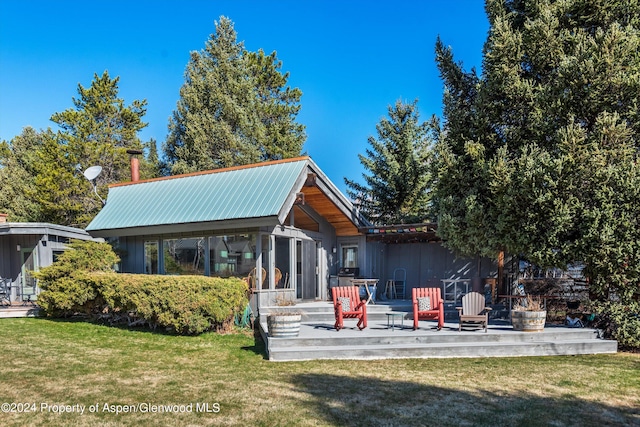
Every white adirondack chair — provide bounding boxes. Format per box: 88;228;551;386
456;291;492;332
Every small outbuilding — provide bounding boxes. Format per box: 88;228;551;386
0;216;96;304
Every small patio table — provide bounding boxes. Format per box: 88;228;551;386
386;312;405;330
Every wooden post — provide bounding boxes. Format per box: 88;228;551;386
497;250;504;296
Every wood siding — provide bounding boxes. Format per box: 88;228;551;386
368;242;497;295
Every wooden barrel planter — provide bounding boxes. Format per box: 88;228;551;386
511;310;546;332
267;313;301;338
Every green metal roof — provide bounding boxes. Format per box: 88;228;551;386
86;158;309;235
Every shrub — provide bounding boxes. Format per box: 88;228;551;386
35;240;249;334
40;270;248;335
34;240;120;316
590;300;640;351
89;273;248;334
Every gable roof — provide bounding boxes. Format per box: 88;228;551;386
86;156;368;237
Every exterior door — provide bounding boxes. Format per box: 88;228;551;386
303;240;318;300
296;239;318;300
21;248;38;302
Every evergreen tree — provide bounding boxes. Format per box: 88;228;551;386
163;16;305;174
36;71;154;227
142;138;163;178
0;127;43;221
50;70;149;182
247;49;305;161
433;0;640;301
345;100;433;225
32;130;91;226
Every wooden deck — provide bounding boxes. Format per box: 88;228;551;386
257;300;617;361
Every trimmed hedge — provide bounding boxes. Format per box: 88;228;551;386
91;273;248;334
35;241;248;334
40;272;248;335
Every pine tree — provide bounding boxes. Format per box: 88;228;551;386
247;49;305;161
345;100;433;225
0;127;43;221
142;138;163;178
433;0;640;301
50;70;149;182
32;130;90;226
163;16;305;174
36;71;153;227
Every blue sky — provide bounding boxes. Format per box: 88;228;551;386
0;0;488;192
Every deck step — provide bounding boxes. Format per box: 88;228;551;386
267;339;618;361
265;327;602;348
260;319;617;361
0;306;41;318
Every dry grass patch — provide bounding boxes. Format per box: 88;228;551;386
0;318;638;426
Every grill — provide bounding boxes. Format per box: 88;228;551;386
337;267;359;287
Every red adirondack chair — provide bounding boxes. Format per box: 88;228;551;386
412;287;444;330
332;286;367;331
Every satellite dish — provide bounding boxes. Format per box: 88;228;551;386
83;165;102;181
82;165;106;205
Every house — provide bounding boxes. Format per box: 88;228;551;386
0;215;97;304
86;156;372;310
85;156;502;312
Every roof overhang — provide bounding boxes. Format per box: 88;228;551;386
279;159;370;237
87;216;279;238
0;222;94;239
298;185;361;236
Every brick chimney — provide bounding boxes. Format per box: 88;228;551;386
0;213;7;223
126;149;143;182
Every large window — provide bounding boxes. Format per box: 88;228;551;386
296;240;302;299
209;234;256;277
144;241;158;274
163;238;205;275
275;236;291;289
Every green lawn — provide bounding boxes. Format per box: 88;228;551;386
1;318;638;427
